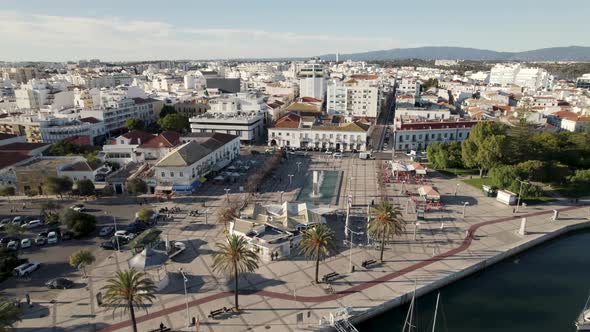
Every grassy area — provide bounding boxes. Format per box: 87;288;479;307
462;177;494;189
463;177;556;205
425;164;479;177
552;184;590;198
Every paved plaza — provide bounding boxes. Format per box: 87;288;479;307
7;152;590;332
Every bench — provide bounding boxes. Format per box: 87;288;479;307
361;259;377;268
322;272;339;283
208;307;231;319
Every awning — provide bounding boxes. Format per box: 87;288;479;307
197;177;207;183
155;185;173;191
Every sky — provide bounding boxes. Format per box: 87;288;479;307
1;0;589;61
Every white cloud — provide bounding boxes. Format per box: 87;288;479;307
0;11;401;61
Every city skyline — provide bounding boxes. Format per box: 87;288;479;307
1;0;589;61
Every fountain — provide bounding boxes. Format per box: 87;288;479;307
311;170;325;198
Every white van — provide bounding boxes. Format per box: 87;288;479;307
47;231;59;244
13;262;40;276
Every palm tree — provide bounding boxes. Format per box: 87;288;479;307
298;224;336;284
101;268;157;332
368;201;405;263
69;249;96;277
211;234;260;310
0;298;20;332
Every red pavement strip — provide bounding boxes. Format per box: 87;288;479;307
99;205;587;331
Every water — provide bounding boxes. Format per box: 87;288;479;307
358;230;590;332
297;170;341;204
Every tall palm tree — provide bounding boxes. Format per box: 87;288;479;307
212;234;259;310
0;298;20;332
368;201;405;263
298;224;336;284
101;268;157;332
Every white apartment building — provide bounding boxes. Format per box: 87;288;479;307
393;116;478;151
15;79;51;109
326;79;381;118
397;78;421;97
189;111;265;143
489;64;552;90
268;113;370;151
395;107;451;120
79;91;162;133
298;63;326;100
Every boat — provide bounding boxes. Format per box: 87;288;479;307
576;293;590;330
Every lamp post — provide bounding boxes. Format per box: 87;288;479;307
454;183;459;196
296;162;302;173
179;268;190;327
288;174;294;185
515;179;529;212
224;188;230;202
203;209;209;225
462;202;469;218
346;226;364;273
413;222;420;241
280;191;284;204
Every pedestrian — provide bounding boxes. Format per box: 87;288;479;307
22;203;26;210
160;322;165;331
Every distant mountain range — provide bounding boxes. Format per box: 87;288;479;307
319;46;590;62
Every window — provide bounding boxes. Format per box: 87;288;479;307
170;172;174;177
179;172;184;177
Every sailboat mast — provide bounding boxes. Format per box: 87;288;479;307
432;292;441;332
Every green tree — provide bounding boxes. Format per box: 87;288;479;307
211;234;260;310
426;142;463;169
136;208;154;222
40;201;62;225
3;224;23;237
60;209;96;236
124;118;144;131
75;179;95;197
42;176;73;198
159;105;177;118
420;78;439;91
69;249;95;277
298;224;336;284
461;121;506;176
101;268;157;332
127;178;148;195
368;201;405;263
0;186;14;197
158;114;189;133
0;298;21;331
101;185;114;196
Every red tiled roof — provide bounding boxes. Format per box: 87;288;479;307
80;117;100;124
139;131;180;149
273;113;301;129
121;130;156;145
300;97;322;103
0;152;31;169
350;74;379;80
552;110;579;121
399;121;478;130
63;135;91;146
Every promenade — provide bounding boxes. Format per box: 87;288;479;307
12;154;590;332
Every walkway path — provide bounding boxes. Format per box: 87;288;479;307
99;203;589;332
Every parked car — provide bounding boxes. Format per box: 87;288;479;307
11;216;23;225
20;238;32;249
99;226;115;237
6;240;19;250
70;204;86;212
45;278;74;289
100;240;116;250
333;152;343;159
22;220;43;229
114;230;135;240
13;262;40;276
0;219;11;229
61;230;74;240
0;237;19;247
47;231;59;244
35;234;47;245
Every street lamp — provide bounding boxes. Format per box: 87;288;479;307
296;162;302;173
279;191;284;204
346;226;364;273
104;212;121;252
515;179;529;212
288;174;294;185
179;268;190;327
413;222;420;241
454;183;459;196
203;209;209;225
224;188;230;202
462;202;469;218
